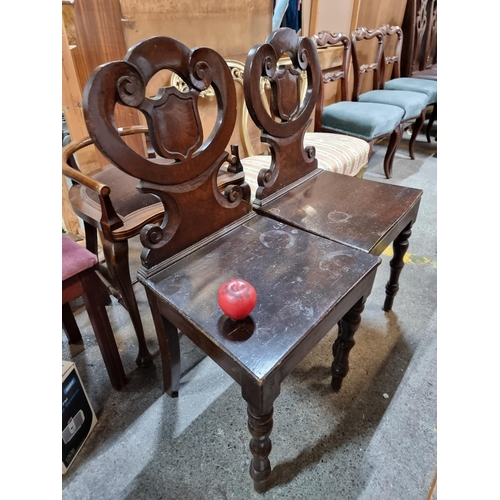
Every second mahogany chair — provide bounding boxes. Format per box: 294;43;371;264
82;35;381;493
243;28;423;312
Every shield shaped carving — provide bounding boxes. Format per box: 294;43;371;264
148;89;203;159
272;67;301;121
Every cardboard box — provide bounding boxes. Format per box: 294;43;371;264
62;361;97;474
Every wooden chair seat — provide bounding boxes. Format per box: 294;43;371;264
69;164;164;239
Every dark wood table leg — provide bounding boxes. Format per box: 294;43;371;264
383;221;413;312
248;405;274;493
331;296;366;392
146;289;181;397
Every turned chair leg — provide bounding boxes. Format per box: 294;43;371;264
408;110;426;160
331;296;366;392
383;221;413;312
426;103;437;143
101;238;154;367
247;405;274;494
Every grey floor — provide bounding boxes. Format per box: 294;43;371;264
62;127;437;500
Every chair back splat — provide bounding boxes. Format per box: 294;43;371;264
243;28;321;203
83;37;251;271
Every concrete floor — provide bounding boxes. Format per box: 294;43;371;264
62;128;437;499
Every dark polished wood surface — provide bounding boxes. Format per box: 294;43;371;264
142;213;379;385
141;212;380;492
256;170;422;256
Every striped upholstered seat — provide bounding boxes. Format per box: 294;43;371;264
240;132;370;200
170;59;371;198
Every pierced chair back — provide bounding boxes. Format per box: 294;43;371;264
83;36;251;270
243;28;321;203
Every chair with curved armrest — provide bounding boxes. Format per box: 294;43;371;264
312;31;405;179
63;119;243;369
63;126;161;368
350;26;430;170
379;24;437;143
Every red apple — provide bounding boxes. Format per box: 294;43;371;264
218;279;257;320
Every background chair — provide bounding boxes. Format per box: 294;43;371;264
63;103;244;369
209;58;372;187
379;24;437;143
243;27;423;313
313;31;406;179
350;26;430;168
62;234;127;390
63;127;161;368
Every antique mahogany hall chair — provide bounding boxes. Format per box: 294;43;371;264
82;35;381;493
62;234;127;390
243;28;423;313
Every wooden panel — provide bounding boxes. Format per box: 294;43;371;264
71;0;145;155
356;0;408;30
119;0;272;62
354;0;408;94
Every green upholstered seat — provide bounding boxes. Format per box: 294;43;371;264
383;77;437;104
321;101;404;140
358;90;429;120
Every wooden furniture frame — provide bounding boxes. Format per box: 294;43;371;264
82;34;381;493
313;31;406;179
351;26;429;175
62;234;127;390
380;24;437;143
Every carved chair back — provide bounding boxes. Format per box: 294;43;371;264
379;24;404;83
312;31;352;123
83;36;250;269
242;28;321;201
351;27;385;101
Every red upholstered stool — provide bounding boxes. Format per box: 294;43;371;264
62;234;127;390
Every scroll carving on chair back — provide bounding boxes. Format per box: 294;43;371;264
83;37;250;270
243;28;320;203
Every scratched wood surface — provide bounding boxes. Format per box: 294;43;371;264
256;170;422;256
145;214;379;382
